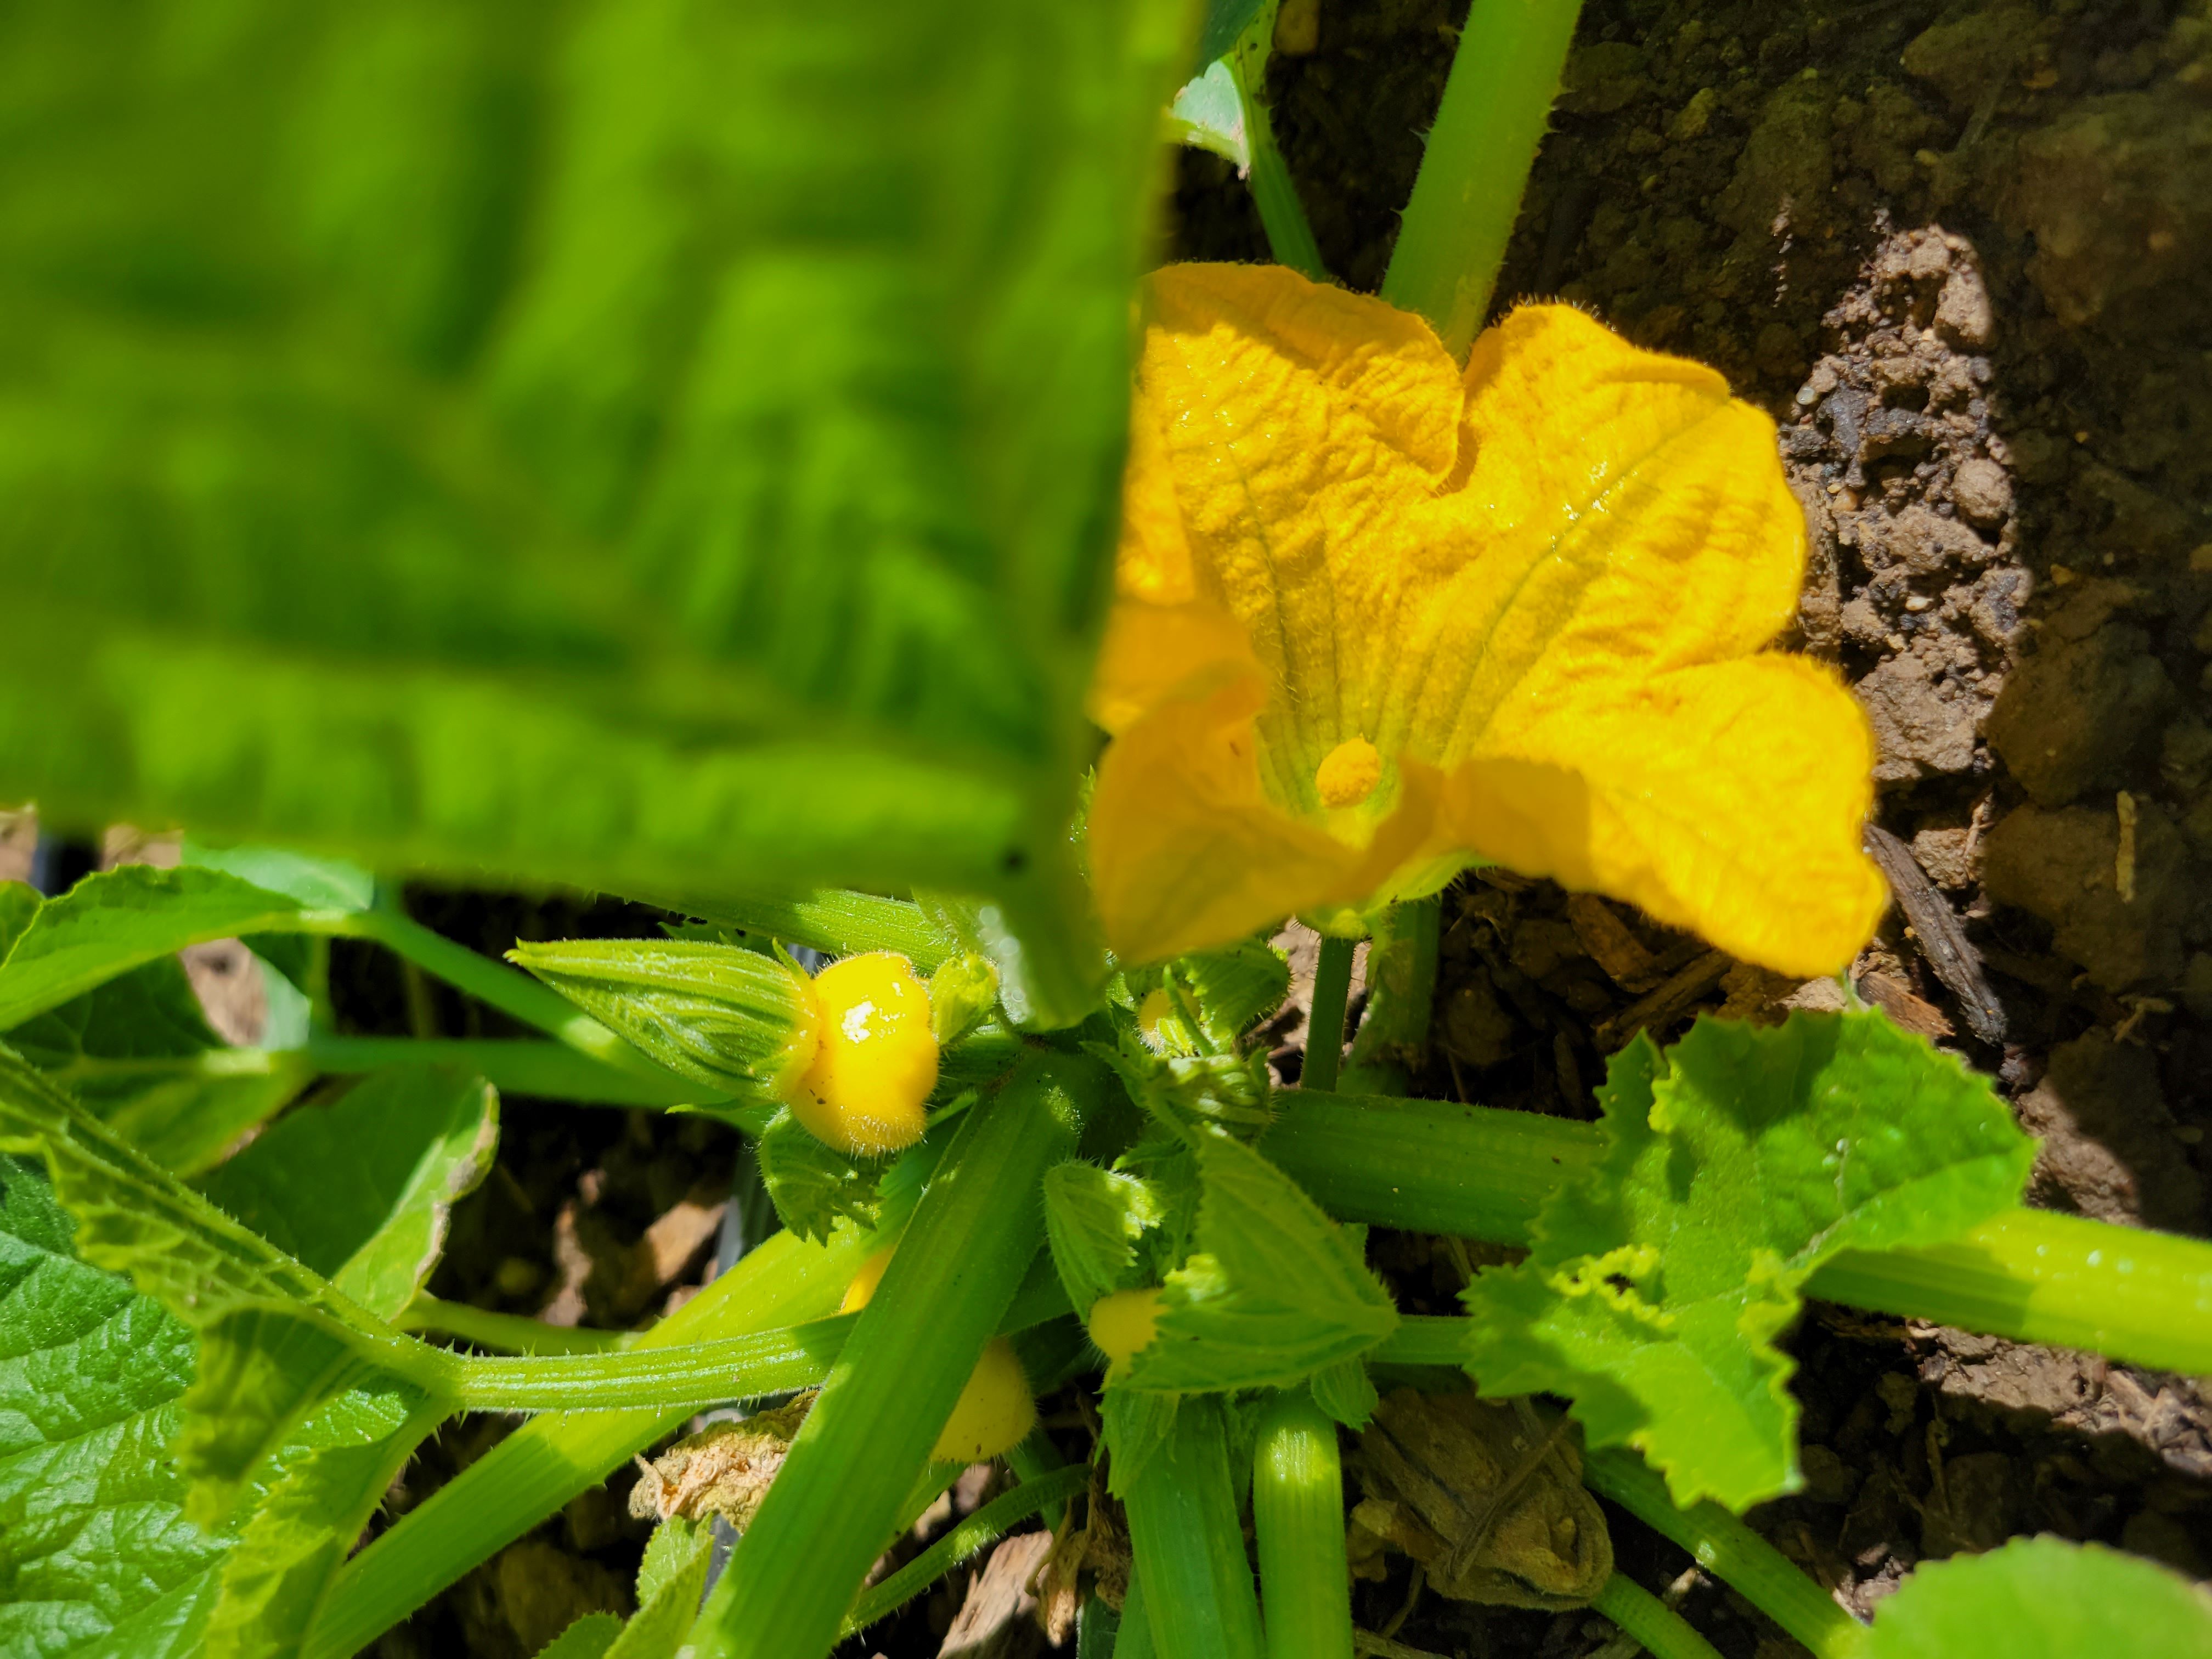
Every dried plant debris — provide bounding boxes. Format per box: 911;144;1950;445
628;1397;813;1531
1347;1390;1612;1610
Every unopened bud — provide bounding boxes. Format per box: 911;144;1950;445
507;939;819;1099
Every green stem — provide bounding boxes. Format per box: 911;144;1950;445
306;1036;708;1107
1346;898;1442;1078
1262;1092;1599;1240
304;1210;893;1659
843;1464;1091;1637
447;1318;850;1413
1080;1596;1122;1659
1370;1314;1475;1367
1268;1092;2212;1376
643;885;958;970
1590;1574;1725;1659
1808;1208;2212;1379
397;1294;633;1355
687;1054;1098;1659
317;908;665;1079
1121;1396;1268;1659
1302;936;1358;1093
1229;29;1328;282
1380;0;1587;355
1119;1576;1158;1659
1008;1426;1074;1530
1252;1390;1353;1659
1583;1448;1867;1659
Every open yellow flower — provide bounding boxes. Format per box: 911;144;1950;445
1088;264;1884;977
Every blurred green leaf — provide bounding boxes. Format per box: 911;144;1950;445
1463;1011;2037;1512
1043;1161;1163;1312
10;958;311;1175
1124;1132;1395;1393
0;1155;232;1659
1869;1534;2212;1657
539;1616;623;1659
0;0;1178;1019
196;1068;498;1318
755;1107;885;1245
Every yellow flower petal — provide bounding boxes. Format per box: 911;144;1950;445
1092;264;1884;975
1088;667;1440;963
1439;655;1887;977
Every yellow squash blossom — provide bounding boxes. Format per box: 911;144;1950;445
1088;264;1884;977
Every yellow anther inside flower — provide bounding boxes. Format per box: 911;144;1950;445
842;1250;1036;1463
1315;737;1384;809
1087;1287;1163;1383
788;952;939;1156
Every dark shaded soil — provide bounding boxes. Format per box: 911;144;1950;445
1171;0;2212;1653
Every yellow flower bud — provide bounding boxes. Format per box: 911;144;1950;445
932;1338;1036;1464
1087;1287;1163;1383
788;952;939;1156
842;1249;1036;1463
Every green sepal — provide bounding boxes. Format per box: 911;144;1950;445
508;939;818;1101
755;1107;887;1245
928;952;1002;1047
1094;1039;1274;1139
1043;1162;1165;1313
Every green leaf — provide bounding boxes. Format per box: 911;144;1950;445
1463;1011;2038;1511
1175;940;1290;1051
538;1616;623;1659
0;1048;390;1341
10;958;311;1175
0;867;307;1032
196;1068;498;1318
1167;61;1251;171
1308;1356;1378;1430
605;1517;714;1659
1125;1132;1396;1393
1196;0;1268;71
198;1376;442;1659
0;883;38;960
1101;1385;1181;1500
1043;1162;1162;1313
178;844;376;916
1869;1534;2212;1658
509;940;815;1102
657;890;957;973
755;1107;887;1245
0;1156;232;1659
0;0;1181;1021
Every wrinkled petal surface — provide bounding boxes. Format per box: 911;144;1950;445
1090;264;1884;973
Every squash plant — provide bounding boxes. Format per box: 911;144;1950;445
2;5;2209;1659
